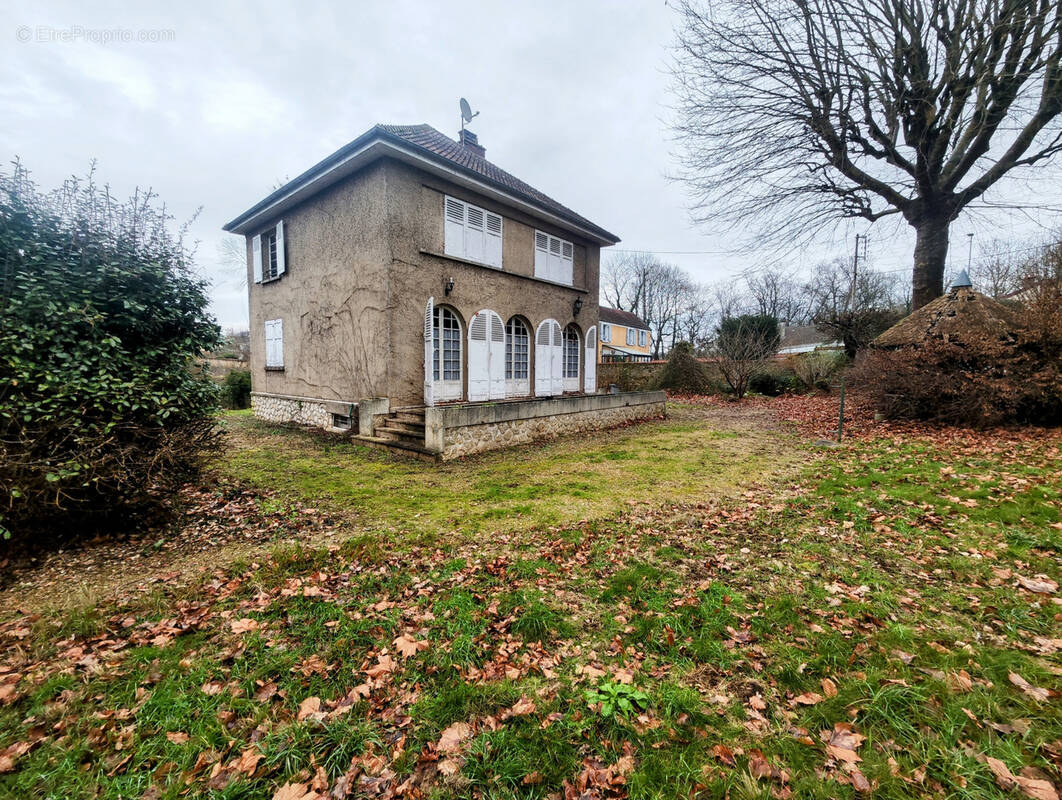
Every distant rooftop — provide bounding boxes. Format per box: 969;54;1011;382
600;306;649;330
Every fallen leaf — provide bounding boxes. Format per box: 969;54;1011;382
712;744;736;766
1016;575;1058;595
821;678;838;698
165;731;190;744
272;783;315;800
1009;672;1051;702
393;634;428;660
297;696;321;722
437;721;472;754
509;696;536;716
792;692;823;706
230;618;260;634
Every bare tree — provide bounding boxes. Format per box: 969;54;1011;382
673;0;1062;310
974;237;1024;297
805;258;907;355
745;267;813;323
713;315;781;397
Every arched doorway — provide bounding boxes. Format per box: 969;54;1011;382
505;316;531;398
424;299;463;404
562;324;581;393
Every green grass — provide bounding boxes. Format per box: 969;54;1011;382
2;412;1060;799
218;405;788;542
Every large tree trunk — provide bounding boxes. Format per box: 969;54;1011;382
911;217;950;310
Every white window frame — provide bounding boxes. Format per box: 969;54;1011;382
533;230;574;286
264;318;284;369
444;195;502;268
562;325;580;392
626;327;636;346
433;305;463;401
638;329;647;347
600;322;611;343
505;317;530;397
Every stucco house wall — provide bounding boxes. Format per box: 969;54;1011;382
246;160;391;404
381;159;600;406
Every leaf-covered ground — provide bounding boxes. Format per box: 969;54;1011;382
1;399;1060;799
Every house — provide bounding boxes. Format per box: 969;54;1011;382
598;307;652;362
222;122;665;459
776;323;841;356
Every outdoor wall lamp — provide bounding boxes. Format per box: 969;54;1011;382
573;297;583;316
445;276;455;296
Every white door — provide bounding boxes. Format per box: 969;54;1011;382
468;312;490;402
535;319;557;396
488;311;506;400
551;320;564;395
423;297;434;406
584;326;597;393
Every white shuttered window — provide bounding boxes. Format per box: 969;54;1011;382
264;319;283;368
444;196;502;268
534;231;574;285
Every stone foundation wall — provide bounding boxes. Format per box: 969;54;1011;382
428;391;666;460
251;392;357;430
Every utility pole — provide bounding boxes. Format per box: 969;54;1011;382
848;234;864;311
966;232;975;273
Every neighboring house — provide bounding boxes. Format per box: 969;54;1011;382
598;307;652;362
223;122;666;458
776;323;841;356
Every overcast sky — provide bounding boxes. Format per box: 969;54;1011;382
4;0;1060;329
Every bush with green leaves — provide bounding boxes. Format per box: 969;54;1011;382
791;350;846;391
221;369;252;410
655;341;711;394
0;163;221;542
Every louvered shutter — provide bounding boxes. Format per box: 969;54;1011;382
465;206;486;265
485;212;503;268
551;320;564;394
560;241;573;285
584;326;597;393
424;297;435;406
534;232;549;279
444;197;465;259
548;237;562;283
535;320;553;396
252;234;263;283
488;311;506;399
275;220;286;276
467;311;490;401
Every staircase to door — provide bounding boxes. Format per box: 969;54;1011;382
362;407;434;459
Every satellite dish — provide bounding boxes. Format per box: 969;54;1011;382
459;98;479;129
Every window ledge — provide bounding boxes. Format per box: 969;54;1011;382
258;275;283;285
264;366;285;372
418;250;588;294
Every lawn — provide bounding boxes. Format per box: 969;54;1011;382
1;403;1060;799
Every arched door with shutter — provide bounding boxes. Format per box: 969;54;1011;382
551;320;564;395
423;297;434;406
468;310;506;402
468;311;490;402
562;325;581;393
535;319;557;397
584;326;597;393
488;311;506;400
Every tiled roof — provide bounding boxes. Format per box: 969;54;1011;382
599;306;649;330
780;324;834;349
376;125;617;243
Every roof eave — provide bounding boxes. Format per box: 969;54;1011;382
223;128;621;246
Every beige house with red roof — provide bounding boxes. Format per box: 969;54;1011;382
223;123;665;458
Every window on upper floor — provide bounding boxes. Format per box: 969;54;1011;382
253;221;286;283
639;329;647;347
626;327;636;346
534;231;574;286
444;196;502;268
600;322;611;343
